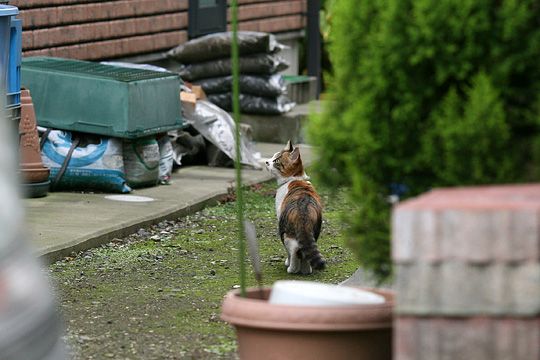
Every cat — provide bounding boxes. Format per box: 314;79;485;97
265;140;326;274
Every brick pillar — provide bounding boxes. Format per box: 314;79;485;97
392;185;540;360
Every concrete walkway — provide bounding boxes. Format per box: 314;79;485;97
24;143;313;262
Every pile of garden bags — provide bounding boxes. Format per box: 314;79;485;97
36;58;264;194
167;31;295;115
175;85;262;169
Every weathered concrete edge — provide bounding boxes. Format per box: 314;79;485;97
38;173;274;264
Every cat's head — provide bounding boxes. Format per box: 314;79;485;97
265;140;304;180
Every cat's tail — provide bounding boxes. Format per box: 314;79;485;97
298;232;326;270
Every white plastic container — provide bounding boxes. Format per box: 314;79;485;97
268;280;386;307
0;5;18;97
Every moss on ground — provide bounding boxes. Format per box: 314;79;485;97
50;182;359;359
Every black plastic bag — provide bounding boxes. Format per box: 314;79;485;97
194;74;286;97
167;31;284;63
206;141;234;168
168;128;207;166
180;92;262;168
178;54;288;82
207;93;295;115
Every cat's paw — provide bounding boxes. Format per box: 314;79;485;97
300;262;312;275
287;265;299;274
285;257;290;267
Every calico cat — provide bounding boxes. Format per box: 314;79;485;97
265;140;326;274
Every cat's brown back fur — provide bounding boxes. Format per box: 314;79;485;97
279;180;325;271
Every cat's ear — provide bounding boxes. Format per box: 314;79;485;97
290;147;300;161
284;140;294;152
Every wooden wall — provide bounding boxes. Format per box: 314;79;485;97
10;0;307;60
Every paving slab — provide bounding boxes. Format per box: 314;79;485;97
24;143;313;262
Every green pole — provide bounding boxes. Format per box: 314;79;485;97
231;0;246;297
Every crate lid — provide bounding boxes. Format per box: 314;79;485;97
0;5;18;17
283;75;316;84
22;57;179;83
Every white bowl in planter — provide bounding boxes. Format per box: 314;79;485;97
268;280;385;307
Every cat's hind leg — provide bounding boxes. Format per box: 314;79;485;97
284;236;301;273
282;241;290;266
300;259;312;275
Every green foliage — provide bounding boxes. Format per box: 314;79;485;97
309;0;540;281
424;73;512;185
344;176;391;279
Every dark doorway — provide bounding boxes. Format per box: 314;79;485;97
188;0;227;39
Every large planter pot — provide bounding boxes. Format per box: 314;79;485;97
221;287;394;360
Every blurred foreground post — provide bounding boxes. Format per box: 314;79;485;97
392;185;540;359
230;0;246;297
0;5;66;355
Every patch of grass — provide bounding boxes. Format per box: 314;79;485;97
50;182;358;359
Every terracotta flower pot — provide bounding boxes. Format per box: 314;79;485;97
221;287;394;360
19;89;49;183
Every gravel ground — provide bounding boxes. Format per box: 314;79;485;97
48;183;359;359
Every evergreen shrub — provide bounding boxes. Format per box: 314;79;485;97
309;0;540;280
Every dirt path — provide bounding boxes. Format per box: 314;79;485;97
49;183;359;359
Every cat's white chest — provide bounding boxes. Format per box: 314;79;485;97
275;184;289;219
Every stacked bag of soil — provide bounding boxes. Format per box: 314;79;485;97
167;32;295;115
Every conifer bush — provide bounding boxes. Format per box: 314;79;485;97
309;0;540;280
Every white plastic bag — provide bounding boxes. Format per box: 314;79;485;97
158;136;174;185
41;130;130;193
123;138;160;188
182;98;262;169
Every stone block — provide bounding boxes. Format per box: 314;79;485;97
395;262;540;316
416;317;440;360
395;262;441;313
393;184;540;264
393;317;417;360
395;316;540;360
438;317;492;360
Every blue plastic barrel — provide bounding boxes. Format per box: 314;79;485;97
7;17;21;107
0;5;18;105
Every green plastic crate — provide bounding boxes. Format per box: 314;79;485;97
21;57;182;138
283;75;317;105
